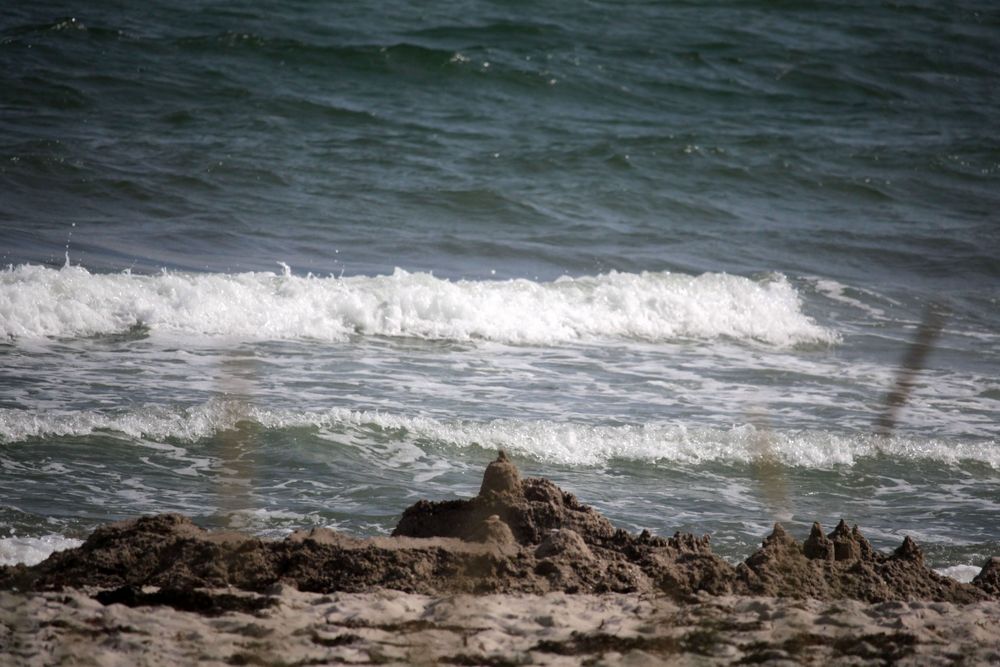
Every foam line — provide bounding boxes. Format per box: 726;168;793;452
0;264;836;346
1;404;994;469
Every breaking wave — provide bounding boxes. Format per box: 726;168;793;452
0;264;836;346
0;534;83;567
1;403;994;469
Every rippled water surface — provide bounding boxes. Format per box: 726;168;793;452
1;1;997;571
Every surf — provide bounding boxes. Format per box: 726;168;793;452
0;263;836;347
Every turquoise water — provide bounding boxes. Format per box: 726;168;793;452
0;1;997;571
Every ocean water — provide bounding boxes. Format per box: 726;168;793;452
1;1;998;575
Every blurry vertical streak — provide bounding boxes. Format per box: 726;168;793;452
217;352;258;526
875;305;947;439
749;407;791;523
213;351;270;665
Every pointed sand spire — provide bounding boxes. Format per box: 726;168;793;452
478;450;522;497
803;522;834;560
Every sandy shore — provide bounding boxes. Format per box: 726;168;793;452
4;586;1000;666
3;453;999;665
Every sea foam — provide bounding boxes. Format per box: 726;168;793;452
934;565;982;584
0;264;836;346
0;534;83;567
1;403;995;469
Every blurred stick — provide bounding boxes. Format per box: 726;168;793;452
874;304;947;439
217;355;257;525
749;407;791;522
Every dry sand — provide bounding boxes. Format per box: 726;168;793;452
4;586;1000;666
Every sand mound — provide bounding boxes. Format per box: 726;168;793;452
1;452;995;607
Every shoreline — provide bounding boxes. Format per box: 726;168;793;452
3;452;999;665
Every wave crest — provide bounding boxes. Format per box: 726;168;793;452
0;264;836;346
1;404;994;469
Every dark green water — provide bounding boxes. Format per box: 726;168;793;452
0;1;997;575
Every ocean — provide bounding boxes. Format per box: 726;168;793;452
1;1;997;580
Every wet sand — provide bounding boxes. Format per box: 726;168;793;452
2;452;998;665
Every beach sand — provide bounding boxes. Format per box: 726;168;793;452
3;453;998;666
4;586;1000;666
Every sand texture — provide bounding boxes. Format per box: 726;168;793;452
2;452;999;665
4;587;1000;666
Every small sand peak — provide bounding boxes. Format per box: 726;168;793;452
830;519;851;539
479;450;522;497
762;523;795;549
825;520;870;562
894;535;924;564
804;521;834;560
473;514;516;545
851;525;874;558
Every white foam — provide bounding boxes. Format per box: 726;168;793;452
0;264;837;346
812;278;888;319
0;402;280;444
934;564;982;584
335;414;1000;468
0;534;83;566
1;403;996;469
224;508;334;537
